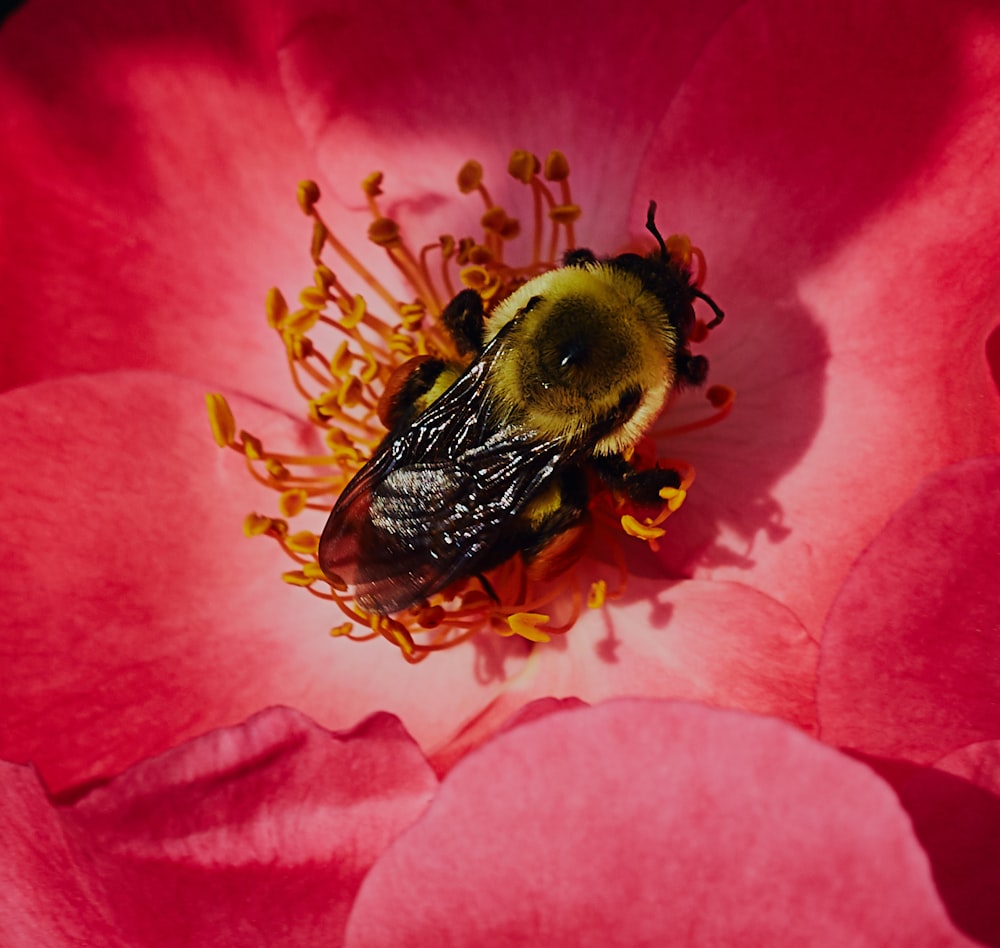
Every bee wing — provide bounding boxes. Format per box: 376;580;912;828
319;339;572;614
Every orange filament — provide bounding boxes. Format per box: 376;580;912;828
206;151;727;661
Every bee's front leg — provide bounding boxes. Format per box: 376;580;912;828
591;453;682;507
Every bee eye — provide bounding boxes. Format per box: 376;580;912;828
556;338;588;371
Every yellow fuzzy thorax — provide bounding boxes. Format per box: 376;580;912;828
484;264;677;455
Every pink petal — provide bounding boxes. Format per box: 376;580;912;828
868;742;1000;946
275;0;744;248
345;700;969;945
0;0;321;411
636;0;1000;633
817;457;1000;762
0;372;530;793
0;707;437;946
430;575;818;772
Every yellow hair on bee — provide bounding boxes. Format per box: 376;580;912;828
483;264;678;454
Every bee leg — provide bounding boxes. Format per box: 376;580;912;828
675;352;709;388
563;248;598;268
592;454;682;507
475;572;501;604
440;287;486;356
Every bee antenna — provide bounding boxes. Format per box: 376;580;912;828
645;200;669;261
692;288;725;329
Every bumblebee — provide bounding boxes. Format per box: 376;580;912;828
318;203;724;615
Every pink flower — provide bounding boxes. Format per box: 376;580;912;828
0;702;979;945
1;0;999;940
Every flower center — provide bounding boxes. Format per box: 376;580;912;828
206;151;731;662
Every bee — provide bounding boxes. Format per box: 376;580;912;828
318;202;724;615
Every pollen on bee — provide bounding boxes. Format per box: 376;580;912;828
205;151;727;661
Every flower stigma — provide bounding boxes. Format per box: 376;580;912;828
206;151;731;662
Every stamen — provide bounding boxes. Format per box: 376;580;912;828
205;393;236;448
506;612;553;644
206;153;728;660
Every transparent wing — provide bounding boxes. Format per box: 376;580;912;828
318;334;573;614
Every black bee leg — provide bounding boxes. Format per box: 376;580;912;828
475;572;501;604
440;287;486;356
592;454;682;507
563;247;598;268
692;288;725;329
675;352;709;388
621;465;683;506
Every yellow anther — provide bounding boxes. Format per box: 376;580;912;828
368;217;401;248
297;179;320;214
282;570;315;587
549;203;582;223
325;427;352;448
481;206;508;233
439;234;456;258
499;217;521;240
310;219;327;262
205;393;236;448
284;308;320;335
359;352;380;384
459;266;495;294
285;530;319;554
330;341;353;377
243;513;272;537
330;622;354;637
372;614;415;654
361;171;384;198
389;333;417;355
265;287;288;328
399;303;425;330
330;444;362;464
314;264;336;291
455;237;476;262
658;487;687;512
466;244;494;265
587;579;607;609
279;489;309;518
265;458;290;480
620;514;666;541
507;612;552;643
543;150;570;181
299;286;327;309
508;149;540;183
457;159;484;194
303;562;326;580
287;335;314;360
337;376;364;407
341;294;367;330
241;432;263;460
